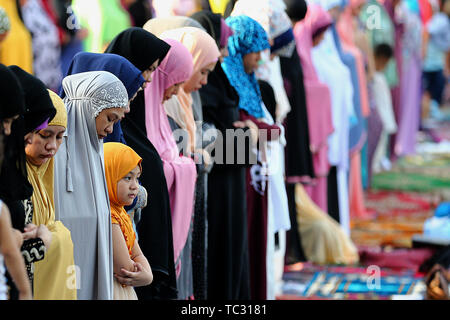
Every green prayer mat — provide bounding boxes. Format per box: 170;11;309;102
371;171;450;192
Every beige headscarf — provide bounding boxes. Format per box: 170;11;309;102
159;27;220;153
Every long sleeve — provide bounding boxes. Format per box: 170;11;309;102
239;110;281;141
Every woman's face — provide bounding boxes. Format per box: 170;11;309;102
117;165;141;206
182;61;216;93
243;51;261;74
25;125;65;166
163;82;184;102
141;59;160;88
95;107;127;140
2;114;19;136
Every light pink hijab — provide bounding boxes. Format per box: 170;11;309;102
143;39;197;273
294;4;334;175
337;0;370;117
160;27;220;153
152;0;197;17
294;4;335;212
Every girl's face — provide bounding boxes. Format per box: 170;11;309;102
117;165;141;206
95;107;127;140
182;61;216;93
163;82;184;102
243;51;261;74
141;59;160;88
25;125;65;166
2;114;19;136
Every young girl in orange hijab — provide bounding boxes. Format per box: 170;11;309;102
103;142;153;300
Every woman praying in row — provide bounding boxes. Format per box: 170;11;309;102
104;27;177;300
54;70;129;300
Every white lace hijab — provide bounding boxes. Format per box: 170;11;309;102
54;71;128;300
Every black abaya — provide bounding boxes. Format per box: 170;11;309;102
199;62;251;300
120;94;178;300
104;30;177;299
280;47;314;265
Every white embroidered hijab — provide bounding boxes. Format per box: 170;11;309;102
54;71;128;300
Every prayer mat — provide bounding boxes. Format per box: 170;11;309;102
280;266;426;300
364;190;438;218
371;172;450;193
357;247;436;272
351;190;436;248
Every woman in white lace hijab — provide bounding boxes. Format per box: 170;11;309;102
54;71;129;300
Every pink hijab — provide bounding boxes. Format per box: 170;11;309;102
294;4;334;176
337;0;370;117
144;39;197;273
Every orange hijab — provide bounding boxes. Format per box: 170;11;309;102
104;142;142;256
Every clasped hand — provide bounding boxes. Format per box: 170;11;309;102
114;262;152;287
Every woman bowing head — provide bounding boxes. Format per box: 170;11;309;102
54;70;129;300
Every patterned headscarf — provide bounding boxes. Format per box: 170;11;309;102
221;15;270;118
0;6;10;34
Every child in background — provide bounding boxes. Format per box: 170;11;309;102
103;142;153;300
371;43;397;173
422;0;450;118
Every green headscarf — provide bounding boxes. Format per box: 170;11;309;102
72;0;131;53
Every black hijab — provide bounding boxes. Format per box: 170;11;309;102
104;27;171;137
105;28;177;299
127;0;153;28
258;80;277;121
279;0;313;265
104;27;170;72
0;66;56;231
192;9;252;300
190;10;222;48
0;64;25;193
0;64;25;120
284;0;308;22
8;66;56;134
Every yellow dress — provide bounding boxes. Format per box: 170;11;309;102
27;157;77;300
26;90;76;300
0;0;33;73
295;183;359;265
